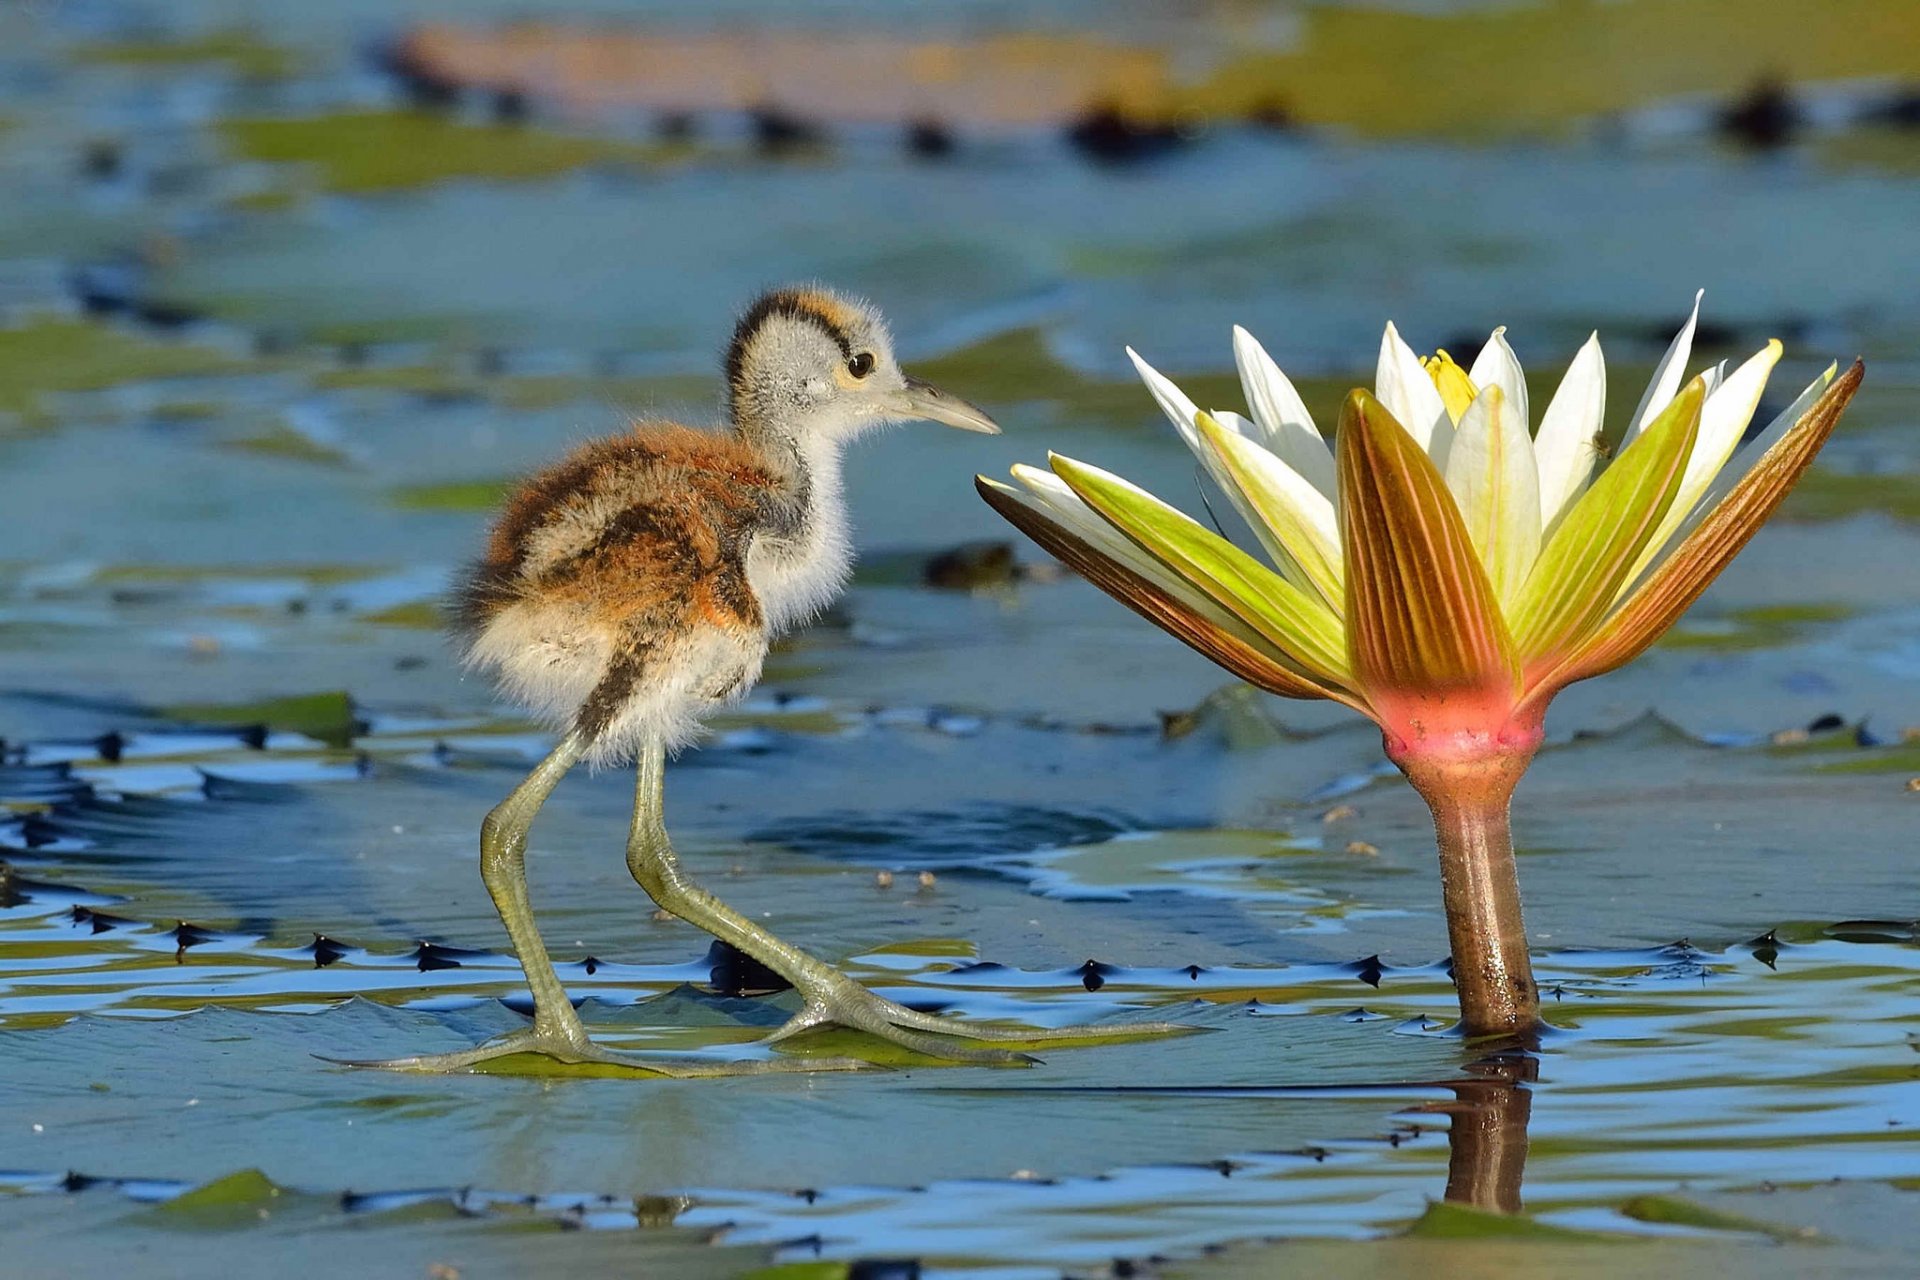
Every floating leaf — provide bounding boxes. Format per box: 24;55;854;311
1619;1193;1819;1242
1402;1200;1617;1241
161;690;360;747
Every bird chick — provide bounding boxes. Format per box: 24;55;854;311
453;287;998;765
345;288;1166;1076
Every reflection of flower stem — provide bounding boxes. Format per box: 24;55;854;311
1437;1051;1536;1214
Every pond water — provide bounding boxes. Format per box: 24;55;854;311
2;2;1919;1277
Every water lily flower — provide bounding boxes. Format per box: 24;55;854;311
978;296;1862;1037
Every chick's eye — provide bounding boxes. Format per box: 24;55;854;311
847;352;875;379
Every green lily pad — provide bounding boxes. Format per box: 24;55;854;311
1403;1201;1618;1241
1619;1193;1820;1242
219;112;670;195
160;690;360;746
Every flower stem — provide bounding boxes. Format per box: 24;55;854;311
1399;750;1541;1038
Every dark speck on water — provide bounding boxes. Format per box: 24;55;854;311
1718;74;1801;150
905;118;956;160
751;104;825;155
1066;102;1193;164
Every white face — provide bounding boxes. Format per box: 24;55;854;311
732;295;999;441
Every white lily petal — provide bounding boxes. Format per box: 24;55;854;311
1207;408;1259;439
1714;362;1839;496
1127;346;1205;451
1699;358;1729;398
1194;411;1340;601
1679;343;1782;501
1198;414;1344;609
1617;342;1791;594
1532;332;1607;530
1629;289;1703;438
1232;326;1337;497
1443;384;1542;608
1467;326;1529;432
1604;362;1839;617
1008;464;1219;613
1375;321;1455;466
1123;351;1331;595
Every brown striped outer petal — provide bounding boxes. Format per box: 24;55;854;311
1337;389;1520;707
976;477;1364;710
1524;360;1863;707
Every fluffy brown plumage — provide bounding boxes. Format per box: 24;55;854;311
454;424;796;754
449;286;999;765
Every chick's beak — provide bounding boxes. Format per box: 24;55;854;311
893;374;1002;434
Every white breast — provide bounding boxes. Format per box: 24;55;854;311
747;434;854;635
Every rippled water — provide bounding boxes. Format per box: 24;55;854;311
3;0;1920;1275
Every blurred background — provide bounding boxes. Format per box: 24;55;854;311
3;0;1920;734
4;3;1920;1273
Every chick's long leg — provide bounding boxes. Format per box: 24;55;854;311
336;733;862;1077
627;740;1183;1064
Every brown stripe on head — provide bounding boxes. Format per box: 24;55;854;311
725;287;859;404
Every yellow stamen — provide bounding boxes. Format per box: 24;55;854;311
1423;350;1478;423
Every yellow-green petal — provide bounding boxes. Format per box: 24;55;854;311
1620;340;1781;591
977;475;1353;705
1196;411;1344;610
1049;453;1351;685
1510;378;1704;671
1530;361;1862;702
